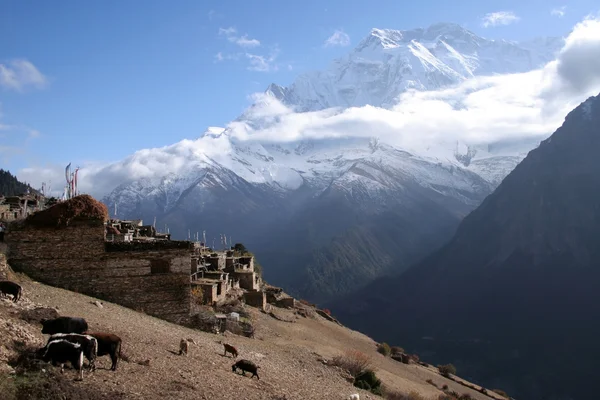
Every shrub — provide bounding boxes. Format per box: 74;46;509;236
437;363;457;377
321;308;332;315
354;369;382;395
492;389;510;398
442;384;449;390
426;379;437;388
390;346;405;355
377;342;392;357
410;354;420;363
331;349;372;377
458;395;473;400
191;286;204;305
233;243;248;255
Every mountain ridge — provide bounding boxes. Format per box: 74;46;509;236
99;22;562;303
329;92;600;400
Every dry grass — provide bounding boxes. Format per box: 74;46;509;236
331;349;373;377
22;195;108;228
383;389;427;400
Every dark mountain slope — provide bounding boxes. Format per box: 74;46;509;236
257;177;480;303
330;94;600;400
0;169;37;196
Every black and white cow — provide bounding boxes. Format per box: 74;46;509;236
40;339;84;381
46;333;98;370
41;316;88;335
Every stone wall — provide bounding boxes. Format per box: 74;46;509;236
5;223;192;325
235;271;258;291
276;297;296;308
244;291;266;310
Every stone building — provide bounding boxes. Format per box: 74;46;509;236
0;194;44;222
5;195;192;325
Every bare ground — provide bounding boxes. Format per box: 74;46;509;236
0;257;506;400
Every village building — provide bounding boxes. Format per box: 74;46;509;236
0;194;46;222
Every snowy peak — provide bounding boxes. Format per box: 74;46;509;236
357;28;406;50
264;22;562;111
362;23;480;49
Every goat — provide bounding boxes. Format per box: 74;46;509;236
223;343;238;358
179;338;188;356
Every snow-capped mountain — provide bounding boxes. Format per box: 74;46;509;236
100;22;563;302
266;23;563;111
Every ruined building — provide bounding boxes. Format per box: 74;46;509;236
0;194;45;222
190;249;262;306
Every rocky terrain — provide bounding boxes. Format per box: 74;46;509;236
0;244;504;400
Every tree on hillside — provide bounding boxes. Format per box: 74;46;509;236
233;243;248;255
0;169;37;196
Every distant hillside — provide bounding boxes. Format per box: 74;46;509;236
330;93;600;400
0;169;37;196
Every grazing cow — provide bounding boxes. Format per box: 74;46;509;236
41;316;88;335
232;359;260;380
87;332;121;371
0;280;22;302
40;339;84;381
179;339;188;356
46;333;98;370
223;343;238;358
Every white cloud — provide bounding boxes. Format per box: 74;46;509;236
0;59;48;92
219;26;261;48
235;35;261;48
481;11;520;28
208;10;216;20
551;6;566;18
17;17;600;198
246;51;279;72
540;16;600;106
218;27;236;36
324;30;350;47
214;52;242;62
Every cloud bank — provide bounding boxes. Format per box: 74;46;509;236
17;17;600;197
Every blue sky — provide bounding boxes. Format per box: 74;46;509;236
1;0;598;182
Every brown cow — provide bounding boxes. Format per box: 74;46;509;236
223;343;238;358
86;332;121;371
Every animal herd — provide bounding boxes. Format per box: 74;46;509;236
1;279;261;382
39;316;122;381
1;280;366;398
